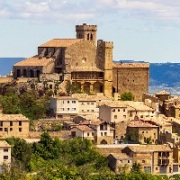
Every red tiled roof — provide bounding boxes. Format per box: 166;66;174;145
39;38;82;47
72;125;94;132
128;120;158;128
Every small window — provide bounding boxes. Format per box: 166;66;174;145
0;128;2;131
123;115;126;118
3;148;8;152
10;122;13;126
91;102;94;105
142;160;145;163
67;101;70;104
10;128;13;131
87;133;89;136
123;109;126;112
19;128;22;132
114;115;117;119
104;132;107;136
4;128;8;132
118;109;120;112
0;122;3;126
101;132;103;136
92;133;94;136
19;121;22;126
3;156;8;160
112;109;115;112
91;110;94;112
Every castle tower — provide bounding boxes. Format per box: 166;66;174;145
97;40;113;97
76;23;97;44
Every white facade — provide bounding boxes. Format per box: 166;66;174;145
49;97;79;118
0;141;11;173
78;100;99;116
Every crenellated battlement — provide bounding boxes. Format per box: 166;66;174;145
103;41;113;48
76;23;97;31
97;40;113;48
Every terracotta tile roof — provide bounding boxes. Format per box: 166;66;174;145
14;56;54;67
113;63;149;68
72;125;94;132
0;141;11;148
143;116;172;126
39;38;82;47
79;120;91;125
109;153;131;160
101;101;153;111
127;144;172;153
53;96;78;100
0;113;29;121
72;94;110;102
128;120;158;128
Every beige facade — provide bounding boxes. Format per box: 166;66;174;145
122;144;173;174
108;153;132;173
99;101;155;123
70;121;114;144
99;104;127;123
126;120;159;144
113;63;149;101
12;23;149;100
0;114;29;138
0;141;11;173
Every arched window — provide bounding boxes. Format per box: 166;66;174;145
90;33;93;40
30;69;34;77
17;69;21;77
23;69;27;77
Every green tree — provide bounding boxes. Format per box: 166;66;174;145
120;92;134;101
125;129;142;142
131;162;141;173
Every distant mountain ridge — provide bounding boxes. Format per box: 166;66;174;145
0;58;179;95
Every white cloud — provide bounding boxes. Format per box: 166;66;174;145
0;0;180;23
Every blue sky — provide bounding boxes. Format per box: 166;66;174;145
0;0;180;63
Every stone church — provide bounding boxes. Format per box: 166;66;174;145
13;23;149;100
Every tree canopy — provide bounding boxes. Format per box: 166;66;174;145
120;92;134;101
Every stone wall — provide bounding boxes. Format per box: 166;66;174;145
113;63;149;101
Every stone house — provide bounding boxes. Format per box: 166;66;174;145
0;141;11;173
0;114;29;138
173;145;180;173
70;120;114;144
99;101;155;123
126;119;159;144
122;144;173;174
99;102;128;123
107;153;132;173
